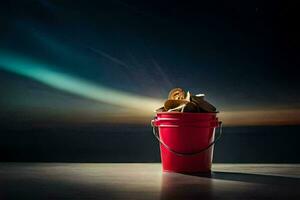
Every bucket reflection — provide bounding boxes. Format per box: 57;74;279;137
160;172;213;200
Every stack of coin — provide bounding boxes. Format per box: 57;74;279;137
156;88;217;113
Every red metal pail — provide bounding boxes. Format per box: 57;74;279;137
151;112;222;173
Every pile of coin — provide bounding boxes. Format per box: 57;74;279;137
156;88;216;113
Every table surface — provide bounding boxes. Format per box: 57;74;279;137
1;163;300;199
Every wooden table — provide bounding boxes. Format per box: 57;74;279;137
1;163;299;199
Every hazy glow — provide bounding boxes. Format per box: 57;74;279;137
0;52;163;115
219;109;300;126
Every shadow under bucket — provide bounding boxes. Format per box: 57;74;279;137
151;112;222;173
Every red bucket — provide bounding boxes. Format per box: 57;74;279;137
151;112;222;173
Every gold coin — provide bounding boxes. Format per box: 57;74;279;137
168;88;186;100
164;99;189;110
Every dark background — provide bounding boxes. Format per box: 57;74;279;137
1;124;299;163
0;0;300;163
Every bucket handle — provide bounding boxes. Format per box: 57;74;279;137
151;119;222;157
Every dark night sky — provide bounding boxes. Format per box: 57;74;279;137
0;0;300;125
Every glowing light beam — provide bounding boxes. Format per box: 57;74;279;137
0;52;163;114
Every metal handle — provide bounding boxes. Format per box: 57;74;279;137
151;119;222;157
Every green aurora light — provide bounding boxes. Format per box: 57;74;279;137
0;52;163;114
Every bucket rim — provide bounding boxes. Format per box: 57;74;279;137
156;111;219;115
155;118;218;121
157;124;219;128
152;118;220;128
